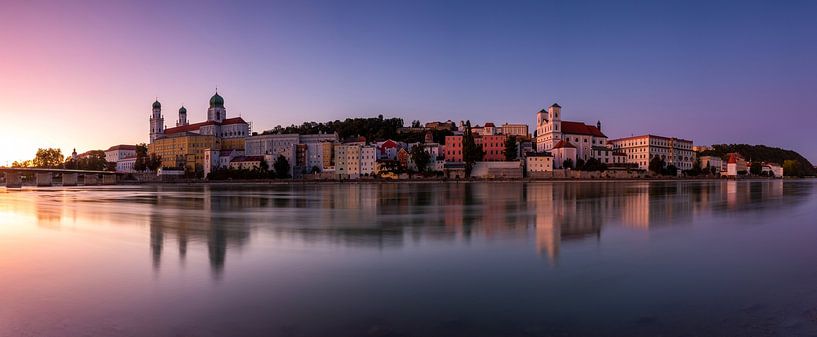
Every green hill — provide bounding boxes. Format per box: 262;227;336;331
699;144;815;176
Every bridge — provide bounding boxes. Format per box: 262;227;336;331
0;168;126;188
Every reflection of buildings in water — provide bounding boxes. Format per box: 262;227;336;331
528;183;603;264
144;180;802;272
148;186;251;277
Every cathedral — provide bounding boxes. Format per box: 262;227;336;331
149;92;250;145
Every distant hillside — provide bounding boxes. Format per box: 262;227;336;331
699;144;815;176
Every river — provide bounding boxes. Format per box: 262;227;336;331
1;180;816;336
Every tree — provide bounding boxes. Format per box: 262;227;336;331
583;157;606;171
462;120;483;176
504;136;518;161
12;160;32;168
575;158;586;171
147;154;162;172
273;155;291;179
76;150;107;171
33;148;63;168
411;120;421;128
310;166;321;174
134;143;148;171
563;159;574;169
665;165;678;176
410;145;431;173
750;162;763;176
649;157;666;174
783;160;803;177
699;144;815;176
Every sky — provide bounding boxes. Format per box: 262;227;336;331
1;0;816;165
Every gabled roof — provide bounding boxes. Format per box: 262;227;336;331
553;140;576;149
105;144;137;151
560;121;607;138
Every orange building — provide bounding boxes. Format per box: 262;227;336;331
445;135;464;162
478;134;508;161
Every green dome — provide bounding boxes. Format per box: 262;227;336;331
209;92;224;108
152;100;161;109
179;106;187;114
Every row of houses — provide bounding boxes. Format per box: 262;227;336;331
94;95;783;179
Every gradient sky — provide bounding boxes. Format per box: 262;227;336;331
2;0;816;165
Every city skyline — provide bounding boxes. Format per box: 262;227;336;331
2;0;816;165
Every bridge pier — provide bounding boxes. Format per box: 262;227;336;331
63;173;78;186
5;172;22;188
102;174;117;185
36;172;53;187
84;174;99;186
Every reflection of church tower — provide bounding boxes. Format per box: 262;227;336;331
207;92;226;123
176;106;188;127
150;214;164;270
149;100;164;143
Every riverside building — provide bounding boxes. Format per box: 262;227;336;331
535;103;609;161
609;134;695;171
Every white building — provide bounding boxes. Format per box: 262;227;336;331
116;157;137;173
360;146;376;176
203;148;245;178
609;134;695;171
104;145;137;163
551;140;578;169
244;132;338;176
535;103;608;161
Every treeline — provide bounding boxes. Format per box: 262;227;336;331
263;116;454;144
265;116;404;140
700;144;815;176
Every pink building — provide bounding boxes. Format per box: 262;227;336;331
445;135;464;162
479;134;508;161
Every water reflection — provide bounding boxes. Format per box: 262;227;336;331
9;180;806;279
2;180;816;336
124;180;805;276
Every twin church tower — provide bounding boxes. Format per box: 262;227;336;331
149;92;248;143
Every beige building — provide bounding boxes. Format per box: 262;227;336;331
334;144;376;179
526;153;554;173
499;123;530;138
609;134;695;171
699;156;723;173
148;133;220;172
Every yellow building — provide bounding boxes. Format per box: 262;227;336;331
148;132;221;172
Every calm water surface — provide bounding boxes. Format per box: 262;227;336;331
1;181;816;337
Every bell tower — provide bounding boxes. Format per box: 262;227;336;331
149;99;164;143
177;106;188;127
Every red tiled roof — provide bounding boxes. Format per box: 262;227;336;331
381;139;398;148
484;122;495;127
727;153;738;164
164;120;218;134
222;117;247;125
163;117;248;135
553;140;576;149
105;144;137;151
560;121;607;138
